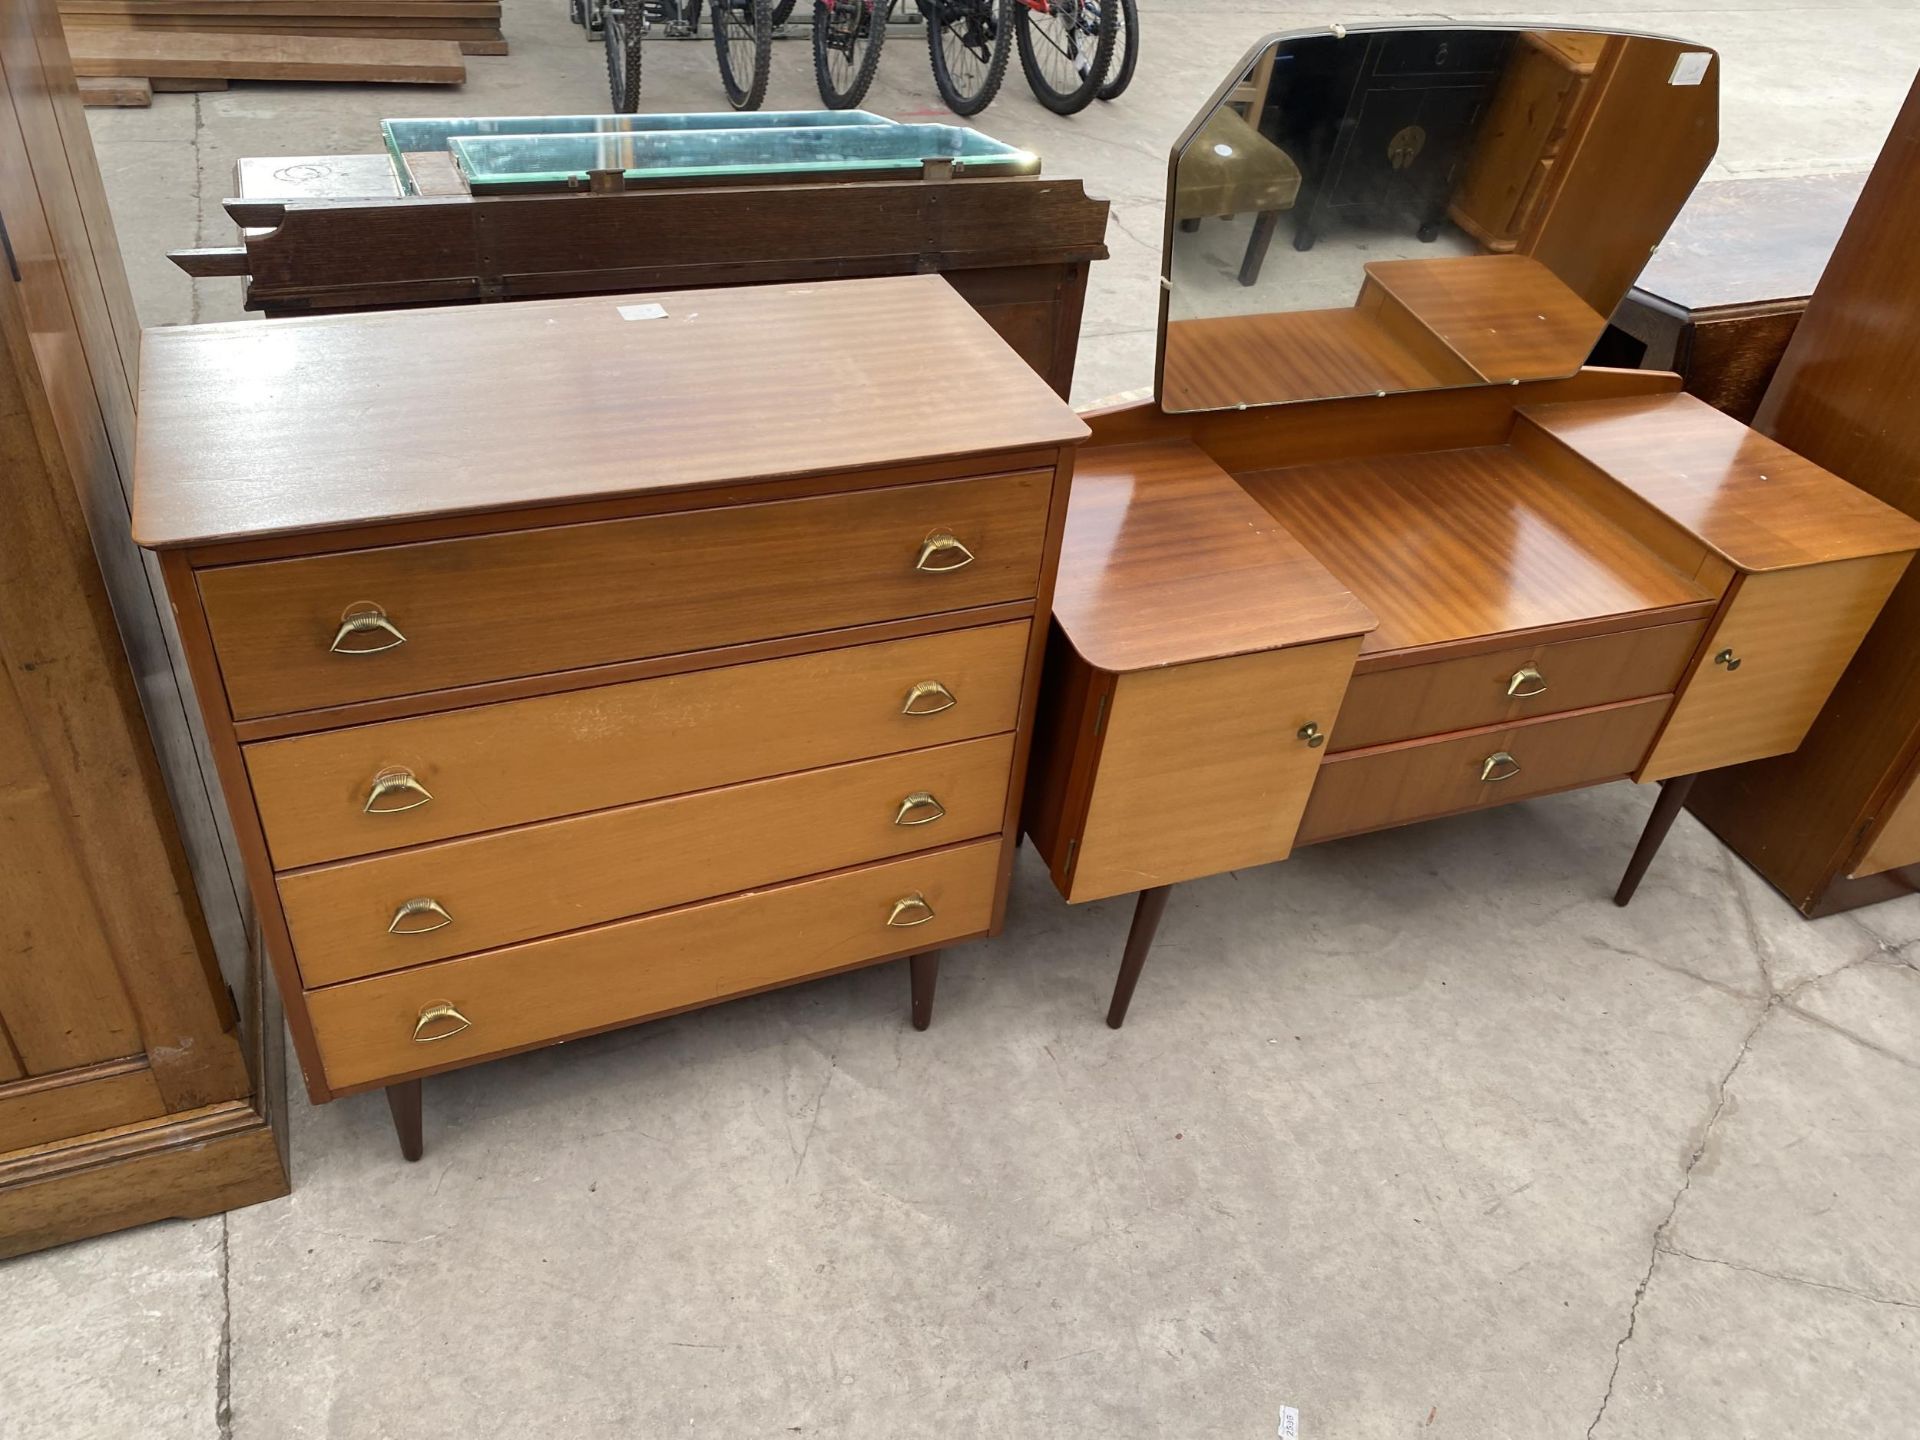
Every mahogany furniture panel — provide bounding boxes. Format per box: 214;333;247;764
137;274;1086;1159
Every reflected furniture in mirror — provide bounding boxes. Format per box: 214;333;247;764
1023;26;1920;1024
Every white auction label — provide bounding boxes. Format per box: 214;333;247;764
617;302;668;321
1278;1405;1300;1438
1670;52;1712;86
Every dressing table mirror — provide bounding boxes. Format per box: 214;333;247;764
1024;24;1920;1025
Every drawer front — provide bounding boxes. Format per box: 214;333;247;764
306;840;1002;1091
1298;695;1668;845
246;622;1030;868
1332;619;1704;751
200;469;1053;720
1640;554;1910;782
281;734;1015;984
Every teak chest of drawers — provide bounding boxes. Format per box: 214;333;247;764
132;275;1087;1158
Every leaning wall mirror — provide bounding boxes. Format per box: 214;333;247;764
1158;26;1719;412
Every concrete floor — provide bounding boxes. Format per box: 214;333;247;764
7;4;1920;1437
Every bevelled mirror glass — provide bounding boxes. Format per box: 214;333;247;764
1158;26;1718;412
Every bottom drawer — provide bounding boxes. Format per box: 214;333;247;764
305;839;1001;1091
1297;695;1668;845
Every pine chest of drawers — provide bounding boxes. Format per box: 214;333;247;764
132;275;1087;1158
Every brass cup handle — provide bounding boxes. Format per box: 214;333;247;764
1480;751;1521;783
901;680;957;716
330;604;407;655
1714;648;1743;672
388;898;453;935
915;532;975;573
1507;666;1547;698
887;893;936;928
411;1000;471;1043
1298;722;1325;748
364;769;433;814
893;792;947;827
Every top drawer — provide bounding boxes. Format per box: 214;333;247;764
197;469;1053;720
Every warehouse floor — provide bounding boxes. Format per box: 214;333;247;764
8;4;1920;1437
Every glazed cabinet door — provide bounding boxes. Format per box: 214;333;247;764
1063;639;1360;903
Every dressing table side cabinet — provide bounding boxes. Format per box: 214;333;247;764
1686;74;1920;915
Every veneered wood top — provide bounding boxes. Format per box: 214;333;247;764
1052;441;1374;672
1362;256;1605;383
1239;444;1711;656
1517;391;1920;572
132;274;1086;547
1633;171;1865;313
1161;308;1443;413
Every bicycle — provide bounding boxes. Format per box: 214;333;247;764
585;0;775;113
1013;0;1114;114
1096;0;1134;101
813;0;1010;116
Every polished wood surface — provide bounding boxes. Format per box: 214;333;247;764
1240;445;1711;656
1515;392;1920;572
199;469;1052;718
307;841;1001;1091
1069;640;1360;903
281;735;1013;984
1852;769;1920;879
1641;552;1909;783
134;276;1088;547
1161;308;1445;412
1359;256;1605;382
246;621;1030;868
1331;619;1703;751
1298;696;1668;845
1049;441;1373;672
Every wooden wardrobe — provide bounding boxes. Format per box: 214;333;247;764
0;0;286;1256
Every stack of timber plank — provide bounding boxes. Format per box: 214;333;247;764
62;0;502;103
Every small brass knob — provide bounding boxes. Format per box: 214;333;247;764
331;602;407;655
364;768;433;814
1298;722;1325;748
388;898;453;935
411;1000;470;1043
1714;648;1742;672
886;893;936;928
1507;666;1547;698
914;532;975;573
893;792;947;827
901;680;957;716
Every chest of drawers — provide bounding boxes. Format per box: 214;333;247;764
132;275;1086;1159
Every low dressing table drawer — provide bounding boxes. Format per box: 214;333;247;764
199;469;1054;719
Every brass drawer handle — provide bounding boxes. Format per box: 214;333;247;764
894;791;946;826
1480;751;1521;783
887;893;936;927
1297;722;1325;748
412;1000;470;1043
915;532;975;573
331;603;407;655
388;898;453;935
902;680;956;716
1714;648;1742;672
1507;666;1547;698
364;768;433;814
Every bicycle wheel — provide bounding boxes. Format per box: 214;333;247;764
1014;0;1113;115
813;0;887;110
603;0;643;110
770;0;796;23
712;0;772;109
1095;0;1133;99
926;0;1010;116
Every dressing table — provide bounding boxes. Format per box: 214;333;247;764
1022;25;1920;1024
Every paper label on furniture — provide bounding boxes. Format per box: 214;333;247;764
617;302;668;320
1669;52;1712;85
1278;1406;1300;1438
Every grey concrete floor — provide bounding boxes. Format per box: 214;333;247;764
7;4;1920;1438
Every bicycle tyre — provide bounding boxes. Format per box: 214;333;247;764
713;0;772;109
770;0;796;22
926;0;1010;116
1095;0;1134;99
603;0;643;111
1014;0;1113;115
813;0;887;110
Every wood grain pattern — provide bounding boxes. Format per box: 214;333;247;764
1851;765;1920;879
198;469;1052;719
1239;446;1711;655
1330;619;1704;751
1640;553;1910;782
1068;640;1360;903
0;1059;165;1152
246;621;1030;868
280;735;1014;984
1050;441;1373;673
1160;308;1444;413
1298;695;1668;845
1515;393;1920;572
64;26;465;80
1359;256;1606;383
134;277;1087;547
306;840;1001;1092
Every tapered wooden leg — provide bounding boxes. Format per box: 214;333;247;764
1177;216;1202;232
1107;885;1172;1030
910;951;940;1031
1614;772;1700;907
1240;209;1282;285
386;1079;424;1162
